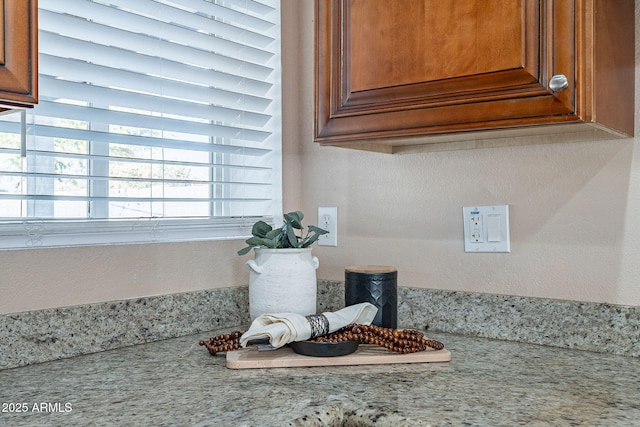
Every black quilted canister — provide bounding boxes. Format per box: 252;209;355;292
345;266;397;329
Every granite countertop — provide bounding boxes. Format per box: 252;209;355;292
1;328;639;426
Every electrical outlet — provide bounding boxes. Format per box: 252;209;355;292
469;214;484;243
318;207;337;246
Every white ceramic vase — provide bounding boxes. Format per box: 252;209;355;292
246;247;319;321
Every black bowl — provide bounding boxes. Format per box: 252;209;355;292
289;340;359;357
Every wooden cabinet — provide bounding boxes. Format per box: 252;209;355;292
0;0;38;109
314;0;634;153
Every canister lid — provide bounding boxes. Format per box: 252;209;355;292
345;265;396;273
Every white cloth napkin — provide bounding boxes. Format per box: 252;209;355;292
239;302;378;349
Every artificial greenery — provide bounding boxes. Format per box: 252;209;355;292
237;211;329;256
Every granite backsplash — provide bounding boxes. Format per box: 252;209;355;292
1;280;638;369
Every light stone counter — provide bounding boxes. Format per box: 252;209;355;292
1;329;639;426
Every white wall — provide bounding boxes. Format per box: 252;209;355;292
0;240;249;313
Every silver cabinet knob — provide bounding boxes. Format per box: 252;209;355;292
549;74;569;92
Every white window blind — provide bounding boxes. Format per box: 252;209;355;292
0;0;282;249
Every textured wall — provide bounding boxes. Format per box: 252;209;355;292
0;240;251;314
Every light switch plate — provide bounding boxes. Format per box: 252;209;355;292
463;205;510;252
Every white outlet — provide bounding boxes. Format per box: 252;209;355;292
469;214;484;243
318;207;337;246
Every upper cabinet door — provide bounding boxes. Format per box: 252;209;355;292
0;0;38;108
314;0;634;153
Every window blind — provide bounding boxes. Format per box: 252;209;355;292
0;0;282;249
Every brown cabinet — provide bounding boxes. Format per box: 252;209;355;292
0;0;38;109
315;0;634;153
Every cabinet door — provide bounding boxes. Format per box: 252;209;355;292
315;0;578;144
0;0;38;108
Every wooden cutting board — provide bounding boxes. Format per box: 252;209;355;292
226;344;451;369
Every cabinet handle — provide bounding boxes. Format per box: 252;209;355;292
549;74;569;92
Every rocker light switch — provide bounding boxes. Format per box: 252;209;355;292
487;214;501;242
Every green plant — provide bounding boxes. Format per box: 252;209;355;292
237;211;329;256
